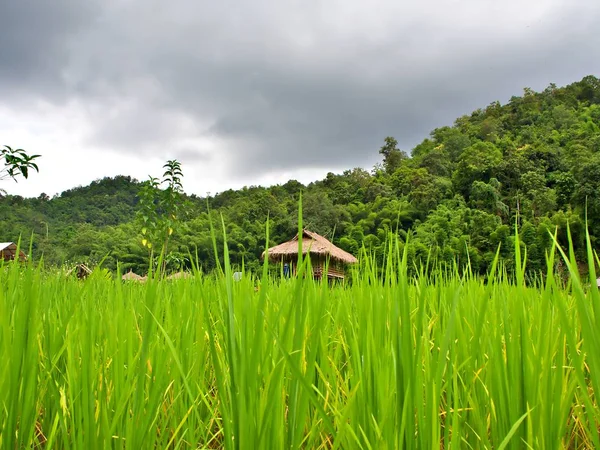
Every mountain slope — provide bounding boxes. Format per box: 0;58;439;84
1;75;599;274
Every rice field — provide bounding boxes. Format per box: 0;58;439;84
0;232;599;449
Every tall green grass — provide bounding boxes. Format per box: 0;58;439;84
0;231;598;449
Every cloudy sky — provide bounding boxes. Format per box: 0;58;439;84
1;0;599;198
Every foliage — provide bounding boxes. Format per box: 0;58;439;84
379;136;407;174
0;145;40;194
1;76;600;275
137;160;187;274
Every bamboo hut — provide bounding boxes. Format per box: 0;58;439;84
0;242;27;262
263;229;358;280
66;263;92;279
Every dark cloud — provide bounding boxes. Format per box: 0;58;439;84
173;148;212;164
0;0;100;100
1;0;600;185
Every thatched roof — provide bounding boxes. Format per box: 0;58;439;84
0;242;27;261
166;271;192;280
122;270;145;281
263;229;358;264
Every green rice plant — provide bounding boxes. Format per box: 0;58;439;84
0;225;598;449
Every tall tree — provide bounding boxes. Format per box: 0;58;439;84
379;137;406;174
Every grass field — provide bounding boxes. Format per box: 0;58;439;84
0;230;599;449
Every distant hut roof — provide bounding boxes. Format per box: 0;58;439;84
167;271;192;280
0;242;27;262
263;229;358;264
122;270;144;281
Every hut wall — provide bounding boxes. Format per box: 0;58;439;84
0;249;26;262
310;255;345;279
326;265;345;279
273;254;347;279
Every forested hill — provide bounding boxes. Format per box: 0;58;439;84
2;75;600;275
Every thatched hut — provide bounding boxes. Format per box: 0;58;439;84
263;229;358;280
122;270;146;282
166;271;192;280
0;242;27;262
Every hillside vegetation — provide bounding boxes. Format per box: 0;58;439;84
1;75;600;275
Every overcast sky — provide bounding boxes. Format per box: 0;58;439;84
1;0;599;198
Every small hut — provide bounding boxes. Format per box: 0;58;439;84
122;270;146;282
263;229;358;280
166;271;192;280
66;263;92;279
0;242;27;262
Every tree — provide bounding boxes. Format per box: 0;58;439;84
1;145;41;194
429;127;471;162
379;137;406;174
302;190;341;237
452;142;502;196
470;179;507;216
2;75;600;278
418;145;452;177
137;160;187;274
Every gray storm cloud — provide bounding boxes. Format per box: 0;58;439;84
1;0;599;182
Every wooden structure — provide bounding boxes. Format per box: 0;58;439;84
67;263;92;279
263;229;358;280
0;242;27;262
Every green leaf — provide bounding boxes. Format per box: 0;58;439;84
497;411;529;450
